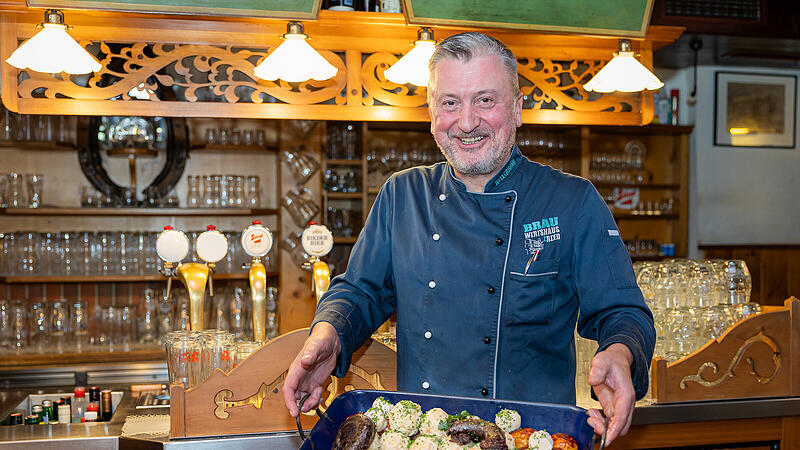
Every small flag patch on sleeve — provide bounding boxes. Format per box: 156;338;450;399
608;229;620;236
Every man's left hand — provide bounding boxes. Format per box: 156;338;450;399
586;343;635;446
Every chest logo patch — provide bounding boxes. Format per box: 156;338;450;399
522;216;560;254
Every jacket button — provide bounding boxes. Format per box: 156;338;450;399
505;195;512;202
422;381;430;389
495;238;503;246
429;281;436;289
487;286;495;294
439;194;446;201
424;331;432;339
433;233;440;241
483;336;491;344
481;388;489;396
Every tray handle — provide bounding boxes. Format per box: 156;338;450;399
296;392;326;443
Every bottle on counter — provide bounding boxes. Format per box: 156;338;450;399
25;415;39;425
72;387;88;423
31;405;43;424
85;403;99;422
9;413;23;425
101;389;113;421
41;400;53;424
670;89;680;125
57;403;71;425
88;386;101;412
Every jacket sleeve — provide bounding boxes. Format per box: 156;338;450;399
310;178;398;378
571;182;656;400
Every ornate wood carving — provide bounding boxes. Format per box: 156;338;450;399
171;328;397;438
0;12;675;125
652;297;799;403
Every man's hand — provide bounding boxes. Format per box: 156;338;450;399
282;322;341;417
586;343;635;446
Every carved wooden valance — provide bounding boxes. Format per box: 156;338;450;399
0;10;682;125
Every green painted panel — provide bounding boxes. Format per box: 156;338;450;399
405;0;652;36
28;0;321;19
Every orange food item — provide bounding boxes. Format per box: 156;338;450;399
552;432;578;450
511;427;534;449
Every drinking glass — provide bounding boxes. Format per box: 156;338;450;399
0;300;11;349
231;176;244;207
25;174;43;208
174;291;191;331
7;172;25;208
234;341;261;366
230;129;241;146
0;173;8;208
0;232;10;275
11;300;27;349
118;232;131;274
186;175;201;208
71;300;89;351
281;187;320;227
282;150;319;184
158;294;173;339
80;185;97;207
228;287;247;342
29;302;49;351
209;294;230;332
119;305;134;349
18;232;39;274
205;128;217;145
245;176;260;207
202;176;215;208
165;331;202;389
219;175;230;207
50;300;68;353
99;305;118;348
200;330;235;383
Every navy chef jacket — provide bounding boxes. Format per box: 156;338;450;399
312;146;655;404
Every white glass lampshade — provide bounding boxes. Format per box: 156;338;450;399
384;28;436;87
253;22;337;83
6;10;101;75
584;39;663;93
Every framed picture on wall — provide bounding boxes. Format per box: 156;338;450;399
714;72;797;148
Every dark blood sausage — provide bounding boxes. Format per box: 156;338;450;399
332;413;377;450
446;417;508;449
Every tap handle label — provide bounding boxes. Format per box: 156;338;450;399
156;228;189;263
241;223;273;257
197;229;228;264
302;224;333;257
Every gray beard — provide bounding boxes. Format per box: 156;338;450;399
437;132;516;175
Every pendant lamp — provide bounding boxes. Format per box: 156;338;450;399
583;39;663;93
384;28;436;87
253;21;338;83
6;9;101;75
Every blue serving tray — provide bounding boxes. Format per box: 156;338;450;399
299;389;594;449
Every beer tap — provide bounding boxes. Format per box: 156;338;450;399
157;225;228;331
240;220;273;343
300;222;334;305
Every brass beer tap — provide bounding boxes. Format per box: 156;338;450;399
157;225;228;331
300;222;334;305
240;220;273;343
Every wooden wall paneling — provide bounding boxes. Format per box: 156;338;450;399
782;416;800;450
614;417;782;449
0;13;18;112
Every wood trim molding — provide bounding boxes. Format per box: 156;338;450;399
0;10;680;124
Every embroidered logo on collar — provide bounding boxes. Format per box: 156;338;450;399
522;216;560;254
493;157;518;187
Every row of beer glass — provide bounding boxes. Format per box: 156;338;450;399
0;230;276;277
365;140;443;190
186;174;261;208
165;330;262;389
0;287;279;354
634;258;759;362
0;172;43;208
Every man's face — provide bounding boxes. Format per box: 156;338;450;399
428;53;523;177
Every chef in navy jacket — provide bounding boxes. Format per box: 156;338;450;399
284;32;655;445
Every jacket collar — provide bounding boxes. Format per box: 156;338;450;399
447;145;523;193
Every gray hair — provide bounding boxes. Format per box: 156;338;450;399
428;32;519;96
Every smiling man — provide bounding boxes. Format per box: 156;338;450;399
283;32;655;446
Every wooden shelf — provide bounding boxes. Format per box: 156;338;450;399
594;182;680;190
0;140;76;151
334;237;358;244
325;192;362;199
0;207;279;216
0;348;166;368
0;271;277;283
588;124;695;135
326;159;362;166
614;214;679;220
190;144;278;152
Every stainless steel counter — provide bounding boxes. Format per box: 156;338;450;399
2;383;798;449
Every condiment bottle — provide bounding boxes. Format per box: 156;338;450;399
71;387;88;423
